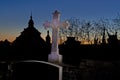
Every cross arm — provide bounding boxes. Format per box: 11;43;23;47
43;21;52;29
59;21;70;29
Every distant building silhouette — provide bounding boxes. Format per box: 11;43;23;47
60;37;81;66
0;15;120;67
12;15;46;48
45;30;51;55
0;39;11;61
46;30;51;45
0;39;11;48
63;37;80;47
12;15;48;61
107;31;118;46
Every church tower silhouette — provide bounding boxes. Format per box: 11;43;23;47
46;30;51;45
28;15;34;28
12;15;49;61
12;15;46;48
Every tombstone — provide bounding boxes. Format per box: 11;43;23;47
10;60;62;80
43;10;69;64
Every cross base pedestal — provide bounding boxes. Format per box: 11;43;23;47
48;52;62;64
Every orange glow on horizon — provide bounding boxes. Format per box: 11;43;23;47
0;33;17;42
0;33;96;45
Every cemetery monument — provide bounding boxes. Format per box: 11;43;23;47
43;10;69;64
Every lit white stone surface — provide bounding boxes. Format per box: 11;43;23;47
43;10;69;64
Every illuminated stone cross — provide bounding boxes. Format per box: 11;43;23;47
43;10;69;64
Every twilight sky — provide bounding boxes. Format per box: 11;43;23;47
0;0;120;42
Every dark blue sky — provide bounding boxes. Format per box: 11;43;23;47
0;0;120;42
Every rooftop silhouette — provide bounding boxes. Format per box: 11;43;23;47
0;15;120;80
0;15;120;66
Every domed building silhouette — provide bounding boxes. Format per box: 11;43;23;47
13;15;46;48
12;15;49;61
